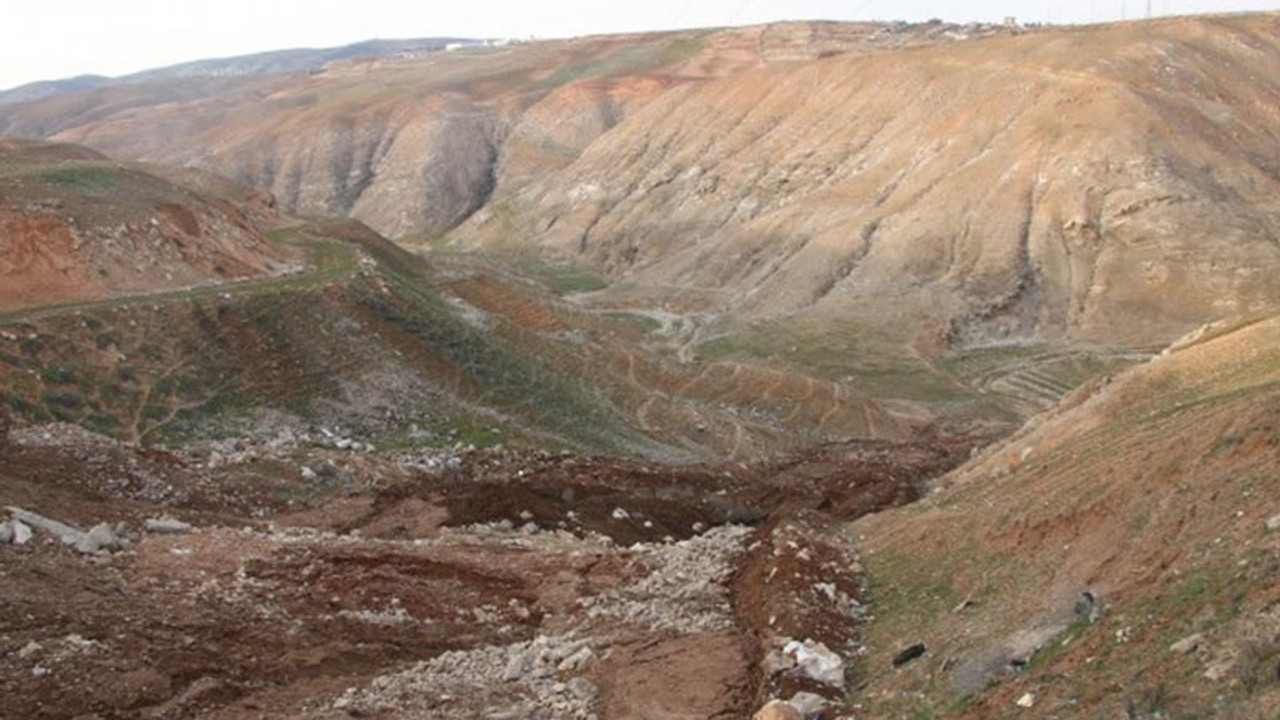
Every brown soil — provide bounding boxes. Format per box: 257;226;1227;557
0;410;976;720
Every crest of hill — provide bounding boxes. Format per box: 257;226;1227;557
0;38;483;105
0;139;295;310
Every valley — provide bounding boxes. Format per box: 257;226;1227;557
0;10;1279;720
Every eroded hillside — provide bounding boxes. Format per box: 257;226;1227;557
0;22;999;241
464;13;1280;353
0;140;294;309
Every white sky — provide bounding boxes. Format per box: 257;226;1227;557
0;0;1276;90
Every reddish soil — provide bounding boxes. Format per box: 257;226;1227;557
0;410;976;719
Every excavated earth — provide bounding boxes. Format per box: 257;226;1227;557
0;412;976;720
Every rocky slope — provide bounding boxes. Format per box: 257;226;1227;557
851;313;1280;719
465;13;1280;350
0;21;1011;241
0;139;294;310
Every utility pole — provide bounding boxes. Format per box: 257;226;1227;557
1146;0;1153;18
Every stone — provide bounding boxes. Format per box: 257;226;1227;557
0;521;12;544
787;691;830;717
144;517;194;535
12;520;31;545
567;677;597;701
501;649;534;682
557;646;595;672
1016;692;1036;708
1266;514;1280;532
9;506;84;545
1169;633;1203;655
783;640;846;689
753;700;803;720
77;523;122;554
892;643;927;667
1204;659;1232;682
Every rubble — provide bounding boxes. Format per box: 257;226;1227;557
6;507;127;554
143;517;194;534
781;639;847;689
788;691;830;717
341;634;599;719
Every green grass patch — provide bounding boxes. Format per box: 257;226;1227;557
602;311;662;334
695;320;974;403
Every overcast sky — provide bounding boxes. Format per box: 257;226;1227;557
0;0;1276;90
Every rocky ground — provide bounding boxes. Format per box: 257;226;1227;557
0;412;974;719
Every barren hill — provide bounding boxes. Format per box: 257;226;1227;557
0;21;1012;240
465;13;1280;351
851;312;1280;719
0;139;294;310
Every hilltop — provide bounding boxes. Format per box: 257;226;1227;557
0;139;293;310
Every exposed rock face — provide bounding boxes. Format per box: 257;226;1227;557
463;14;1280;348
0;22;1009;240
0;140;293;310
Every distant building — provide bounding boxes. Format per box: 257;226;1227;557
445;43;466;52
1004;16;1020;28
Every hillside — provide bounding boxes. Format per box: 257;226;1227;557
0;21;1014;240
6;17;1277;421
851;312;1280;719
0;139;294;310
0;38;480;105
1;12;1280;720
464;13;1280;353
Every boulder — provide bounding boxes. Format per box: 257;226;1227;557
0;521;12;544
788;692;831;717
783;640;845;689
77;523;125;554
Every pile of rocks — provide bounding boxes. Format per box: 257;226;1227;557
582;525;753;633
337;634;600;720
